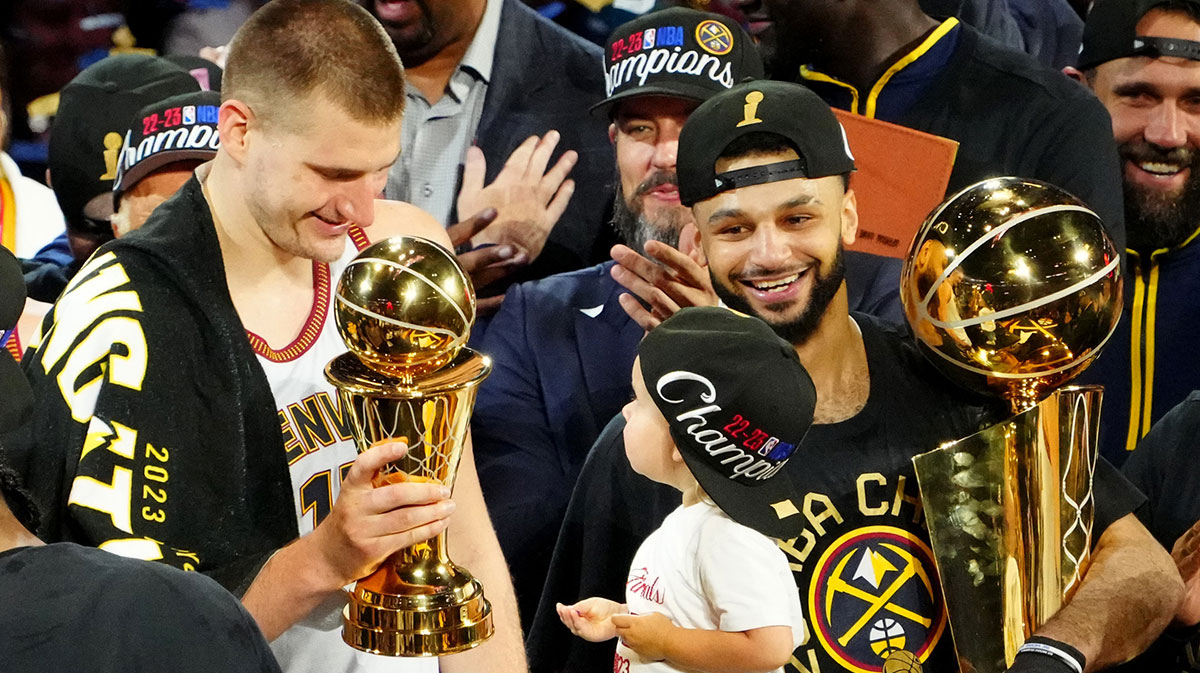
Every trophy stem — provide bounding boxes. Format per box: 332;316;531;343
326;349;494;657
913;386;1100;673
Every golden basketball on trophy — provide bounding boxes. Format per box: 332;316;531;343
327;236;494;656
900;177;1122;673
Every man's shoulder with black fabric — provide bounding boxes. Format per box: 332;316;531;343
0;542;283;673
11;176;295;593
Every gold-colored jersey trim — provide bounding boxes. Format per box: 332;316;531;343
798;18;960;120
865;18;960;119
800;66;861;114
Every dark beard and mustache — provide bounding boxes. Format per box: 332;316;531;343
1121;139;1200;252
711;244;846;346
611;171;683;253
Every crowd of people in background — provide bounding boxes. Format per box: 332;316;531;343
5;0;1200;672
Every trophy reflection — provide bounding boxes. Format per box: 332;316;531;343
900;178;1122;673
326;236;493;656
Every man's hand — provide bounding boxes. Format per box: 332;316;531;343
610;234;716;331
611;612;676;661
1173;518;1200;626
446;208;525;316
307;441;455;590
199;45;228;68
556;597;626;642
455;132;577;262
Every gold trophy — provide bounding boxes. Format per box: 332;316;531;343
900;178;1122;673
326;236;494;656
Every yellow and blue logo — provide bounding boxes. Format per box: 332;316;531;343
808;526;947;673
696;20;734;56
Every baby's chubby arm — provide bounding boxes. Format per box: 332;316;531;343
557;597;628;642
612;613;794;673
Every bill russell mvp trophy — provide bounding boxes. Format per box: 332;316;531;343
326;236;493;656
900;178;1122;673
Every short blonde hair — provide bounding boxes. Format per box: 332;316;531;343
223;0;406;127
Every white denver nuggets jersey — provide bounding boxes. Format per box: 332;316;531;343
254;228;437;673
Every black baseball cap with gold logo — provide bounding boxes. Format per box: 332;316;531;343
48;55;200;234
592;6;763;117
677;80;856;207
1079;0;1200;70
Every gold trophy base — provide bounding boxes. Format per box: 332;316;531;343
342;552;494;656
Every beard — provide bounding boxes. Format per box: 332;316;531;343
712;243;846;346
612;171;683;253
1121;139;1200;252
359;0;439;65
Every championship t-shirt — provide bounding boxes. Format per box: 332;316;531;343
530;313;1145;673
616;501;806;673
254;229;437;673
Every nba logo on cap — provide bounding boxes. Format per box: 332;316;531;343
183;105;196;125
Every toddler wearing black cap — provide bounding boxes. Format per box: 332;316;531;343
556;306;814;673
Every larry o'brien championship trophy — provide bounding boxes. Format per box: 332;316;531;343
900;178;1122;673
325;236;493;656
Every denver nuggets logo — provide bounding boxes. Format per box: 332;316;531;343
808;526;946;673
696;20;733;56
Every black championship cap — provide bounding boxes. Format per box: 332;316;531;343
593;6;764;116
639;306;816;539
113;90;221;205
48;55;200;233
677;80;855;206
1079;0;1200;70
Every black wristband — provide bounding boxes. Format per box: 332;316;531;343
1007;636;1086;673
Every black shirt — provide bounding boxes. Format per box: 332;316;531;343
1118;393;1200;673
527;313;1144;673
0;542;282;673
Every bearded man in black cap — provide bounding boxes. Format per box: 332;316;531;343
1066;0;1200;466
1065;3;1200;670
530;80;1182;673
472;7;901;632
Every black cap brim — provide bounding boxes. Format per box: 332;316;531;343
590;82;719;117
676;444;808;540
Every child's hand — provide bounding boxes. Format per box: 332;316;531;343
611;612;676;661
556;598;626;642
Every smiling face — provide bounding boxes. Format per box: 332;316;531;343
692;149;856;344
610;96;698;250
235;92;400;262
1090;8;1200;250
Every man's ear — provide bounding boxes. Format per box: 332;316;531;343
608;122;617;145
841;186;859;246
1063;66;1088;85
218;99;255;165
671;447;684;464
688;220;706;264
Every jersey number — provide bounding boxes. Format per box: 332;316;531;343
299;462;354;528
